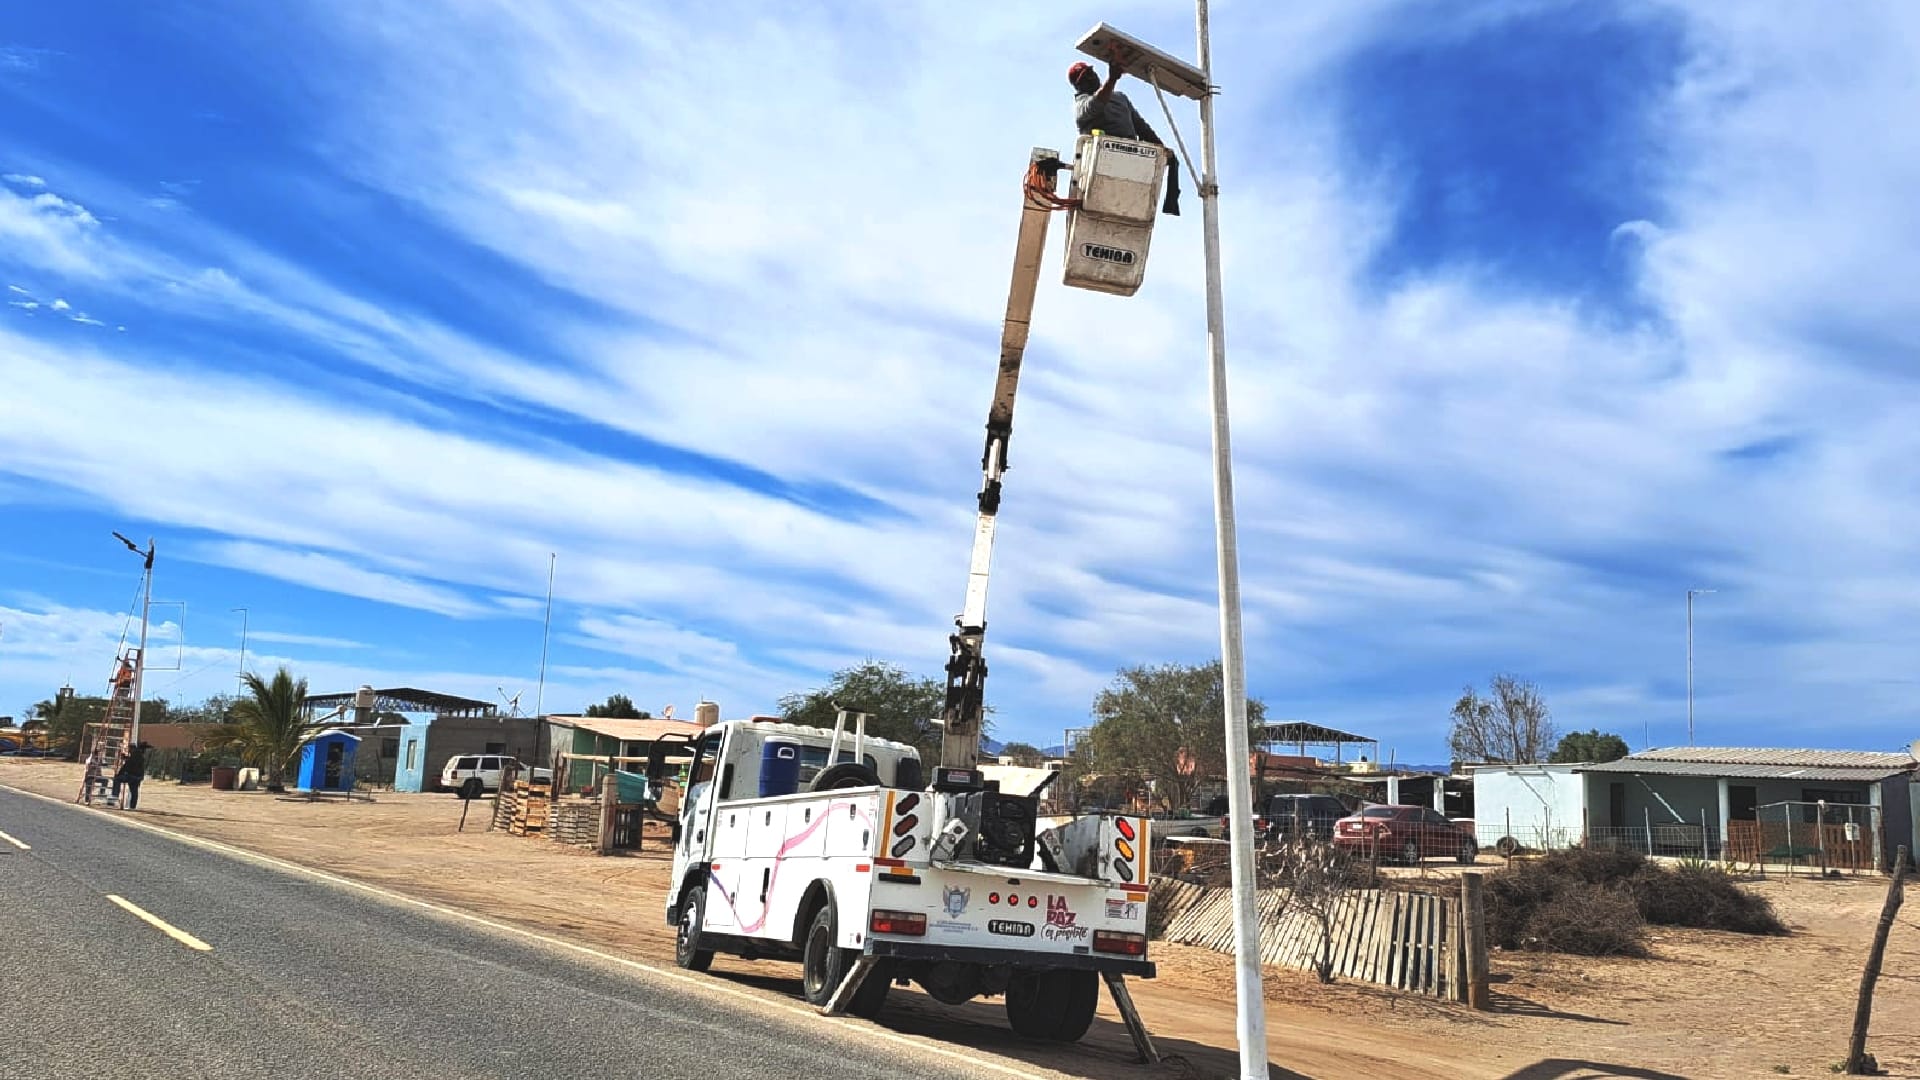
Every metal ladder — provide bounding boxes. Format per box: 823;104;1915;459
85;649;140;804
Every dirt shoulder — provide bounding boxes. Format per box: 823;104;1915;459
5;760;1913;1079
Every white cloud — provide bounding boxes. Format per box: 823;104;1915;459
48;298;69;311
241;630;372;650
2;173;46;188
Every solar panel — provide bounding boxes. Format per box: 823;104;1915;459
1074;23;1209;101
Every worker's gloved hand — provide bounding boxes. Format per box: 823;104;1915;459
1163;152;1182;217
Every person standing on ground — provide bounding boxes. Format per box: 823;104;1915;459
1069;50;1181;216
79;746;105;804
113;741;151;811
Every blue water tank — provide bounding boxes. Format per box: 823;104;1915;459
759;737;802;798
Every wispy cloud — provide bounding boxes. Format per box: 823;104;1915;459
2;174;46;188
246;630;371;649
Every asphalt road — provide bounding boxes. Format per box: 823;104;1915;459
0;785;998;1080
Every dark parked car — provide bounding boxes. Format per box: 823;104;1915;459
1258;793;1349;842
1220;792;1350;842
1333;804;1479;865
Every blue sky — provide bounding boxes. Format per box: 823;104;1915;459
3;2;1918;761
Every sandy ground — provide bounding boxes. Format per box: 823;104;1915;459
5;759;1915;1080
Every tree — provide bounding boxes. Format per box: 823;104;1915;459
1000;742;1047;767
170;694;236;725
1082;661;1267;816
227;666;316;792
584;694;650;719
1448;674;1556;765
1549;728;1629;764
778;660;952;763
31;694;108;755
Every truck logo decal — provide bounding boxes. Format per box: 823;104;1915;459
1080;243;1135;265
988;919;1034;937
1043;923;1090;943
1101;139;1158;158
942;885;970;917
1046;895;1079;930
1106;898;1140;921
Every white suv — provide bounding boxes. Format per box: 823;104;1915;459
440;754;548;795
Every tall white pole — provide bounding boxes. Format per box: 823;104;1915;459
130;543;153;746
1194;2;1268;1075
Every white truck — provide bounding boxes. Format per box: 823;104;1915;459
666;714;1155;1043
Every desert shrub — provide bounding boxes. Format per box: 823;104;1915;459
1540;846;1649;885
1485;848;1786;955
1517;885;1649;958
1485;858;1579;950
1630;863;1786;935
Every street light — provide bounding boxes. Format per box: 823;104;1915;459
1687;588;1715;747
112;531;155;745
1076;9;1266;1077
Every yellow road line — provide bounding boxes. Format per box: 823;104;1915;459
0;828;28;851
106;894;213;952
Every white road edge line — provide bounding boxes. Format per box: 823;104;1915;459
0;828;29;850
0;784;1056;1080
107;894;214;952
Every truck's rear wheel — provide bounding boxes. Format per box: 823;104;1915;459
1005;969;1097;1041
1052;970;1099;1041
801;904;846;1007
675;886;714;972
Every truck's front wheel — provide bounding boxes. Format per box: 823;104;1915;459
1005;969;1099;1042
675;886;715;972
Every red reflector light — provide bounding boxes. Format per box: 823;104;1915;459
988;892;1000;904
1093;930;1147;956
1115;817;1136;841
869;909;927;936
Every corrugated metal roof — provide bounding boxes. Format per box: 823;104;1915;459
1629;746;1917;768
1579;758;1914;782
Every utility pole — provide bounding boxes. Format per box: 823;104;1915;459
1192;4;1268;1074
113;533;156;746
1686;588;1714;746
232;607;250;687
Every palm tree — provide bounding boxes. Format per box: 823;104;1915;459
228;666;314;792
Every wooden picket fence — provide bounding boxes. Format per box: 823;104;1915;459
1155;880;1467;1000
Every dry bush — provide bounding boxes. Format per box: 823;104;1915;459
1519;886;1650;957
1630;864;1787;935
1485;846;1785;956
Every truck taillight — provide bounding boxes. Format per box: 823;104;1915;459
1093;930;1147;956
869;910;927;936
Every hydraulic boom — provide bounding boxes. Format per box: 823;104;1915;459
938;148;1068;771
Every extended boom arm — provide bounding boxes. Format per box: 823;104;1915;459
938;148;1066;771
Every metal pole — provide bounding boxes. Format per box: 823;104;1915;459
1192;3;1267;1075
232;607;249;686
533;553;556;773
130;542;153;746
1686;589;1693;746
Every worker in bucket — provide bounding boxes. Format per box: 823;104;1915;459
1069;52;1181;216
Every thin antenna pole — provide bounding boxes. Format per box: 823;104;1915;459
232;607;249;687
534;553;556;721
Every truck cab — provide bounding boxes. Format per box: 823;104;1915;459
666;717;1153;1041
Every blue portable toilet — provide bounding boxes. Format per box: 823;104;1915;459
295;730;361;793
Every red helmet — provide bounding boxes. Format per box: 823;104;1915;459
1068;61;1094;85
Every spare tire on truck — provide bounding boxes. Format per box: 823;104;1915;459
810;762;881;792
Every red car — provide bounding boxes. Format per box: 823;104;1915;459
1333;804;1479;865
